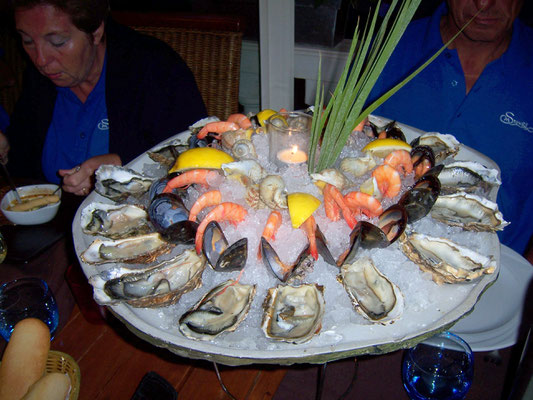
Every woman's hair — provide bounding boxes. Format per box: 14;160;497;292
9;0;110;34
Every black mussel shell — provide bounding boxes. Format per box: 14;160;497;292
148;177;169;201
160;220;198;244
399;175;441;223
422;164;445;179
149;192;189;231
261;237;311;282
214;238;248;272
381;120;407;142
188;132;218;148
202;221;247;272
202;221;229;268
410;145;435;168
377;204;407;244
315;224;336;266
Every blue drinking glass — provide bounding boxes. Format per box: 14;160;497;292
402;331;474;400
0;278;59;341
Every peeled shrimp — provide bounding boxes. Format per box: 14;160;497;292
384;150;413;176
323;184;357;229
227;113;252;129
197;121;239;140
188;190;222;222
258;210;282;259
300;215;318;260
371;164;402;198
195;202;247;254
344;191;383;218
163;169;220;193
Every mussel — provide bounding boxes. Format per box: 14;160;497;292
398;175;441;223
149;193;189;231
202;221;248;272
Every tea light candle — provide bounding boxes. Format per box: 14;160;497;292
277;145;308;164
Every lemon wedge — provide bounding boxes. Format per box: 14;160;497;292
256;109;278;128
362;138;411;158
360;177;382;200
287;192;321;228
169;148;234;173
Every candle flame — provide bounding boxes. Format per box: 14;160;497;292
291;145;298;154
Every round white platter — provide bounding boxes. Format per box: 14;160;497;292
73;117;502;365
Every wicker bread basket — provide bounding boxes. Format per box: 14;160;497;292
46;350;81;400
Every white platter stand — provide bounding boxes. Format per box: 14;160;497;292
73;117;503;366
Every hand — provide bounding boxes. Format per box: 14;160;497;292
0;130;10;164
58;153;121;196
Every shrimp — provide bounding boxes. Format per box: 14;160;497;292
227;113;252;129
162;169;219;193
371;164;402;198
344;191;383;218
323;184;357;229
300;215;318;260
384;150;413;176
188;190;222;222
258;210;282;259
197;121;239;140
195;202;247;254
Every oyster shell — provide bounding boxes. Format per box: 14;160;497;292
310;169;350;190
431;192;508;231
80;202;150;239
261;284;325;344
179;279;256;340
147;137;189;167
95;165;153;202
436;161;501;196
399;232;497;284
80;232;172;264
338;257;403;324
410;132;460;163
340;155;376;178
221;160;267;185
89;249;206;307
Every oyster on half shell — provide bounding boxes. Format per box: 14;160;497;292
338;257;403;324
399;232;497;284
80;232;172;265
179;280;256;340
262;284;325;344
431;192;508;231
89;249;206;307
95;165;154;202
80;202;150;239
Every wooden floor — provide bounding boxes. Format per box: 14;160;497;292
51;304;288;400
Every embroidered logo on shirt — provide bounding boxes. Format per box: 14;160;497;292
98;118;109;130
499;112;533;133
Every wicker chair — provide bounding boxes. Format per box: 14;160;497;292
0;25;26;116
112;11;244;120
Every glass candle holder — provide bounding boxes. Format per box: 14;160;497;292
266;111;312;168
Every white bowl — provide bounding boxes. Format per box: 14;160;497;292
1;184;62;225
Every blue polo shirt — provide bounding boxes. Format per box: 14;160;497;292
368;3;533;255
42;56;109;184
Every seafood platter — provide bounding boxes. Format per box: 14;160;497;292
72;112;507;366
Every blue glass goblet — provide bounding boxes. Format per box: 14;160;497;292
402;331;474;400
0;278;59;341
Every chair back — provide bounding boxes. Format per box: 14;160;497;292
0;24;26;116
112;11;244;120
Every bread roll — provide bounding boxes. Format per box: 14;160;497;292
21;373;71;400
0;318;51;400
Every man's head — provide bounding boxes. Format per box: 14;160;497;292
446;0;524;42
